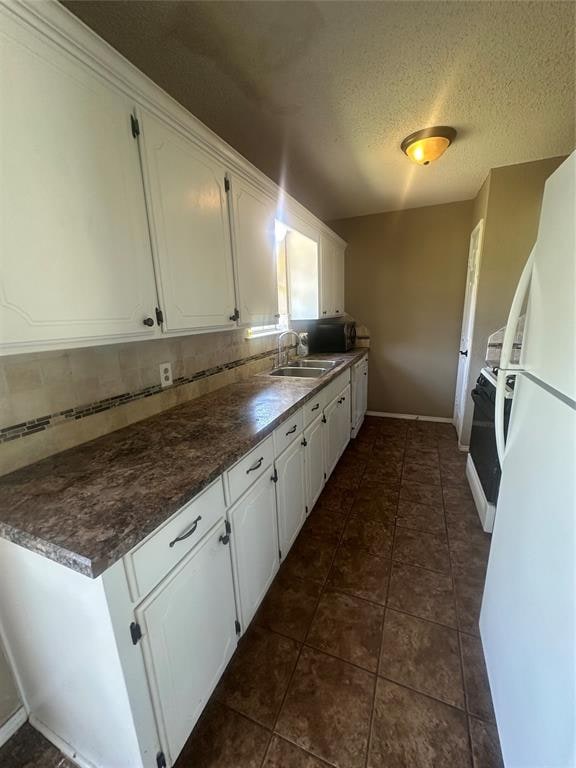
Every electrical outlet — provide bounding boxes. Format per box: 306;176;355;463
159;362;173;388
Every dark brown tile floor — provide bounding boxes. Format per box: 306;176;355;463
180;417;504;768
0;417;504;768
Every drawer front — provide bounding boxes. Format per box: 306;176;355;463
323;369;351;406
273;408;304;456
227;435;275;505
303;389;327;427
129;478;226;600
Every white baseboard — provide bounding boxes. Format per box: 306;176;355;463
466;454;495;533
29;715;91;768
0;706;27;748
366;411;454;424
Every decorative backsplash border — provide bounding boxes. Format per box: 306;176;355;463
0;347;280;446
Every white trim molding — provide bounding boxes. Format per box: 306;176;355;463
366;411;454;424
0;707;27;748
466;454;495;532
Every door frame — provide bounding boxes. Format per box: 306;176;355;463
453;218;484;446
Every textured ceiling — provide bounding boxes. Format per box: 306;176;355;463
62;1;575;221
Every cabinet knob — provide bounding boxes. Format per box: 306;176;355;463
143;316;155;327
219;533;230;545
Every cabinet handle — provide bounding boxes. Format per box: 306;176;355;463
143;317;155;327
301;437;308;447
246;457;264;474
322;415;327;423
219;532;230;545
311;403;320;411
169;515;202;548
286;425;297;435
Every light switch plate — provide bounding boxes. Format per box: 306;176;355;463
159;362;173;388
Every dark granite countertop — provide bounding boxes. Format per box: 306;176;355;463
0;350;367;578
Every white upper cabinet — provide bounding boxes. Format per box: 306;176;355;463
333;244;345;316
137;111;237;332
320;235;336;317
0;16;158;353
286;230;319;320
228;175;278;326
288;230;345;320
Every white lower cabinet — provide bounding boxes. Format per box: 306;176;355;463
275;437;307;558
228;469;280;629
324;384;352;479
136;520;236;763
304;414;326;509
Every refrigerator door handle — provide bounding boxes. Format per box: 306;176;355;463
495;247;535;466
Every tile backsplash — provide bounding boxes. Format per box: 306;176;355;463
0;329;282;476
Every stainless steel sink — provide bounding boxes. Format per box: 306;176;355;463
268;357;338;378
269;367;327;378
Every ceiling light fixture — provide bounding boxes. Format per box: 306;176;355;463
401;126;457;166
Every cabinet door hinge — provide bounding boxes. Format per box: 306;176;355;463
155;307;164;325
229;308;240;322
321;415;327;424
235;619;241;636
130;114;140;138
130;621;142;645
225;519;231;535
278;548;282;560
156;752;167;768
271;468;278;483
323;472;327;480
305;505;309;515
224;176;231;193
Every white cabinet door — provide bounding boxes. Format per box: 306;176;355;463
229;175;278;326
0;17;158;353
361;359;369;415
275;438;307;558
304;414;325;511
138;111;236;332
323;395;341;479
337;384;352;458
136;521;237;764
229;469;279;628
333;244;345;316
320;236;336;318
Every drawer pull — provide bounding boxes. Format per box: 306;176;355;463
311;403;320;411
286;425;297;436
246;457;264;474
169;515;202;548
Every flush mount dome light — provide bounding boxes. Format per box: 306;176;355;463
401;126;457;166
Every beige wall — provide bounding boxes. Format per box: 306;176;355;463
0;330;281;476
330;200;473;417
0;640;20;727
460;155;566;444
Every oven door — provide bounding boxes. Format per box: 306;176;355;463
469;380;511;504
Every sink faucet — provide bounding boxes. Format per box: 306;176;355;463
277;330;300;368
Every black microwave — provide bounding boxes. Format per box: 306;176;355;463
308;321;356;353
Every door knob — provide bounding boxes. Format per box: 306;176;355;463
459;350;468;357
143;317;155;327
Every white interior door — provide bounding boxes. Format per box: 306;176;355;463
480;373;576;767
136;522;237;764
453;219;484;442
138;110;237;331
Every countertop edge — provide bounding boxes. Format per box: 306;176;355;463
0;350;368;578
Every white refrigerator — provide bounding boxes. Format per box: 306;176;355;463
480;152;576;767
